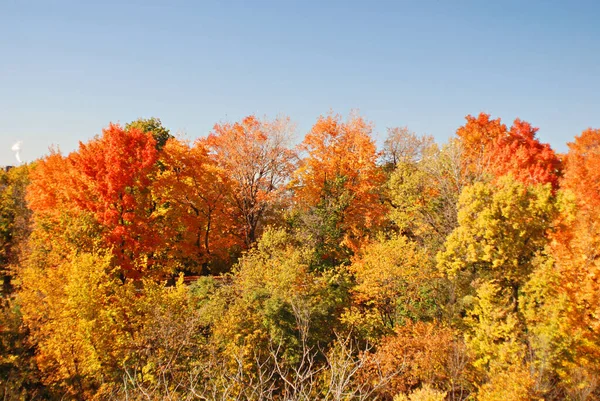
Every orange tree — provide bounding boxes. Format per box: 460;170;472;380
456;113;561;188
152;137;242;274
27;123;162;278
543;128;600;389
291;112;386;268
204;115;296;247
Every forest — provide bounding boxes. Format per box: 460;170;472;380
0;112;599;401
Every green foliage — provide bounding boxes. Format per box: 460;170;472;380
209;228;350;362
125;117;172;150
287;174;355;269
215;230;347;347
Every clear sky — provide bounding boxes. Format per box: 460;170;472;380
1;0;599;166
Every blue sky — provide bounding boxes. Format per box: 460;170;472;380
1;0;599;166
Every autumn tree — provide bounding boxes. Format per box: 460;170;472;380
209;228;348;358
487;119;562;189
291;113;386;267
382;127;434;170
0;295;48;400
360;321;468;399
456;113;561;188
539;128;600;394
0;165;31;296
25;150;77;223
19;245;207;399
437;176;563;398
464;280;542;401
74;124;159;273
561;128;600;210
19;250;123;397
520;254;576;397
464;281;525;373
0;164;47;400
204;115;296;247
394;384;448;401
437;176;558;307
455;113;507;180
152;137;242;273
344;235;441;337
387;139;470;251
27;124;162;278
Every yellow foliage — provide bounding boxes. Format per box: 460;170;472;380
465;280;524;372
476;364;538;401
210;228;339;362
394;384;448;401
347;235;440;333
438;175;558;290
19;250;127;397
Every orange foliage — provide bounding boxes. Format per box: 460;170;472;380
562;128;600;210
361;321;468;398
456;113;561;188
293;113;386;251
456;113;507;178
153;138;242;272
550;128;600;370
71;124;159;275
27;149;78;221
488;119;562;189
204;115;295;246
28;124;159;277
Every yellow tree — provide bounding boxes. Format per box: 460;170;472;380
0;164;32;295
467;279;539;400
208;227;349;383
437;175;558;304
437;176;560;398
19;244;204;399
345;235;440;336
19;250;129;398
387;139;471;252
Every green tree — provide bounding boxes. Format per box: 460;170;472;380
125;117;172;150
